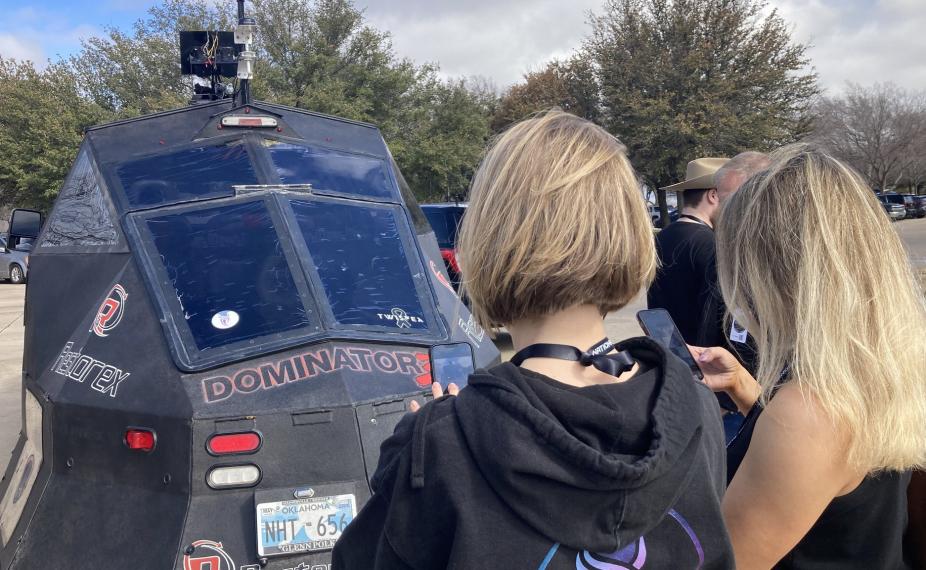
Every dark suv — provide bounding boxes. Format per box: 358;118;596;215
421;203;466;289
900;194;922;218
910;195;926;218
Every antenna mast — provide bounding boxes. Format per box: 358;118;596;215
235;0;257;106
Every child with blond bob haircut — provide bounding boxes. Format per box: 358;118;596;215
333;111;734;569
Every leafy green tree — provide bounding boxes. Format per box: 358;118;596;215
70;0;234;116
492;57;600;132
0;58;106;212
587;0;819;224
396;78;494;202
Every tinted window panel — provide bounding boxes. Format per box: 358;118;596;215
423;210;453;248
40;150;119;247
118;140;257;208
291;200;426;330
146;201;309;350
265;141;393;200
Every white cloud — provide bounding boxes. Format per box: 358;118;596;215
361;0;926;94
0;6;99;67
769;0;926;93
4;0;924;95
361;0;600;87
0;34;45;64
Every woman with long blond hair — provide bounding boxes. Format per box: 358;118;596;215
692;144;926;568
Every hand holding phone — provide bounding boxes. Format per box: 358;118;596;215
636;309;703;381
687;345;742;392
687;345;761;414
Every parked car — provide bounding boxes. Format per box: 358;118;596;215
899;194;921;218
0;234;29;283
877;195;907;221
911;195;926;218
647;204;679;226
421;203;466;290
878;193;911;219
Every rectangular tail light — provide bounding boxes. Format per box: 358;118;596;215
207;432;261;455
207;465;261;489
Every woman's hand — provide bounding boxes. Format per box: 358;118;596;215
688;345;761;414
408;382;460;412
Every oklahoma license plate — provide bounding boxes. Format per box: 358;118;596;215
256;494;357;556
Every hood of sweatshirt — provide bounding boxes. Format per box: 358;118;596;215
454;337;705;552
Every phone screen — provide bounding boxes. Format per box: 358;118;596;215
636;309;703;380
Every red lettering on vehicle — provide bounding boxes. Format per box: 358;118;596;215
199;345;430;403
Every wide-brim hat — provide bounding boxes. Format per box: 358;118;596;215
661;157;729;191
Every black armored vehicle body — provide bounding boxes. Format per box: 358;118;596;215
0;13;497;568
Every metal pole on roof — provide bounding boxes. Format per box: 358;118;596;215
235;0;256;106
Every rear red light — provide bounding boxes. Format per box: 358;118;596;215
207;432;262;455
124;429;156;452
440;248;460;274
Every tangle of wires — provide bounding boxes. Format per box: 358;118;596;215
201;31;220;74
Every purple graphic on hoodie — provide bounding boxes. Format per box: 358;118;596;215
571;509;703;570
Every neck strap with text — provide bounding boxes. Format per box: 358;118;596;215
511;338;635;377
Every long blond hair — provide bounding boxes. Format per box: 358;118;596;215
716;144;926;471
457;110;656;328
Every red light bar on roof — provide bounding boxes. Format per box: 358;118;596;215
220;116;278;128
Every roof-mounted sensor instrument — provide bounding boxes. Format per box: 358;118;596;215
180;0;258;106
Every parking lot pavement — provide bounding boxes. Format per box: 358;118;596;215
2;217;925;473
0;285;25;470
896;216;926;268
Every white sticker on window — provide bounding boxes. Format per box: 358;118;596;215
211;310;240;330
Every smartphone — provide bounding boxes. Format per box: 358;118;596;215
636;309;703;381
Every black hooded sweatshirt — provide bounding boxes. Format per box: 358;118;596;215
333;338;734;569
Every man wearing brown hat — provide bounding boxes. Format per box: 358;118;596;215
648;154;772;439
647;157;729;349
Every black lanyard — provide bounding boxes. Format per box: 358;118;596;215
510;338;635;377
679;214;712;229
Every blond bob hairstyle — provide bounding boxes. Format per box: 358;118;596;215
716;144;926;472
457;110;656;328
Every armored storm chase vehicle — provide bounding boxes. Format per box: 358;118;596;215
0;5;498;569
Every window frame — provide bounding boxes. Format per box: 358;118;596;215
34;143;128;254
257;136;401;203
278;193;443;337
102;134;270;213
125;194;324;371
125;189;446;372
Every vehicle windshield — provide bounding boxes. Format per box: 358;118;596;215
117;140;258;209
145;200;312;352
262;140;394;200
131;191;436;369
290;199;429;330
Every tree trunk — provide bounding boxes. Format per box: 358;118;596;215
657;189;670;228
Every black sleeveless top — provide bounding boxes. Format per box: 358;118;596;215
727;403;913;569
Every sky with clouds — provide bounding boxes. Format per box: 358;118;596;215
2;0;924;94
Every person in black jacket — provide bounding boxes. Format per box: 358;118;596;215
649;153;770;440
332;110;734;569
